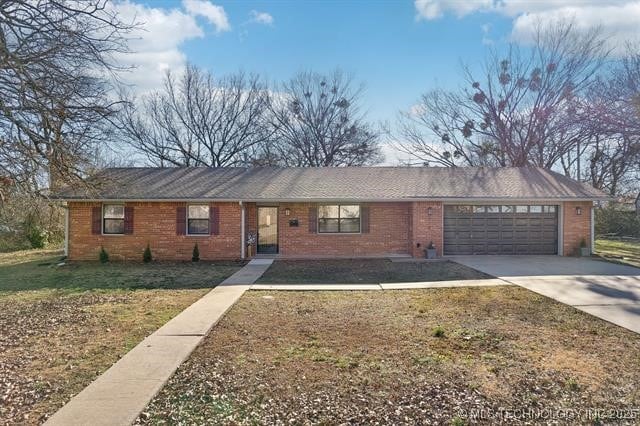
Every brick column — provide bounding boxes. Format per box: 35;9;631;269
410;201;444;258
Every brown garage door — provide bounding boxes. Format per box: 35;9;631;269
444;205;558;255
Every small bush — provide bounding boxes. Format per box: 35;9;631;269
595;204;640;237
99;246;109;263
432;325;445;338
26;226;47;249
579;238;587;248
143;243;152;263
192;243;200;262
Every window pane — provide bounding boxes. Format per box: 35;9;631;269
104;218;124;234
454;205;472;214
318;205;339;219
516;206;528;213
486;206;499;213
501;206;514;213
340;205;360;219
318;218;339;233
473;206;486;213
188;219;209;234
543;205;557;213
529;205;542;213
104;205;124;218
188;205;209;219
340;218;360;233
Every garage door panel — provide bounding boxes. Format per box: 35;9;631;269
444;205;558;255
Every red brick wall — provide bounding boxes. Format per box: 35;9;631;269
562;201;592;256
67;200;592;260
68;201;243;261
276;202;411;257
410;202;444;257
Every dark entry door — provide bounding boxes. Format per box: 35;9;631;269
257;207;278;254
443;205;558;255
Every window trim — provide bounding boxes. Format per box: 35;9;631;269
186;204;210;236
102;203;125;235
317;204;361;234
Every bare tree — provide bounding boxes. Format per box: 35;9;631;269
268;70;382;166
576;45;640;194
119;64;273;167
395;19;608;168
0;0;133;194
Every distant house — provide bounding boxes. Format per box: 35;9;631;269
55;166;608;261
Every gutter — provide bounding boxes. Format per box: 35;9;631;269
55;196;612;203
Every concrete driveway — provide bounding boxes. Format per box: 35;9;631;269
450;255;640;334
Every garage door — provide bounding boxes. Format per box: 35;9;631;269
444;205;558;255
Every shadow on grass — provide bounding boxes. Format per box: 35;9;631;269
0;255;245;293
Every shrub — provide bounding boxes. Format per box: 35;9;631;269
432;325;445;338
26;226;47;249
192;243;200;262
143;243;152;263
595;204;640;237
579;238;587;248
99;246;109;263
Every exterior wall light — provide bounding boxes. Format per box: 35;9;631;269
575;206;582;216
427;207;433;216
284;208;291;216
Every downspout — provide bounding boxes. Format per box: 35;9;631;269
240;201;246;259
63;203;69;258
591;203;595;255
558;203;564;256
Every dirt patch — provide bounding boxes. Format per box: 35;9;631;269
139;287;640;425
0;289;207;425
257;259;492;284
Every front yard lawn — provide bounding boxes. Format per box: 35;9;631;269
256;259;492;284
596;238;640;268
0;251;243;424
140;287;640;425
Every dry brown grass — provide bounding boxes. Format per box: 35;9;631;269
0;288;208;425
141;286;640;425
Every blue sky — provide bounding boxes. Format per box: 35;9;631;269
134;0;514;122
118;0;639;163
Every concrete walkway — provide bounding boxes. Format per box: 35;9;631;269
451;255;640;334
45;259;272;426
250;278;507;291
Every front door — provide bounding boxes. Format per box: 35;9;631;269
257;207;278;254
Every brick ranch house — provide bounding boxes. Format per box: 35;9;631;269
56;166;608;261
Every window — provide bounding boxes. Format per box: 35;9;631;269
529;205;543;213
318;205;360;233
473;206;486;213
453;205;472;214
543;205;557;213
188;205;210;235
486;206;500;213
501;205;514;213
103;204;124;234
515;205;528;213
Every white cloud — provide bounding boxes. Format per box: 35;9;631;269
249;10;274;25
414;0;640;52
112;1;204;92
414;0;492;20
182;0;230;33
511;2;640;50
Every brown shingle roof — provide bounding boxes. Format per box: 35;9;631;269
56;166;608;201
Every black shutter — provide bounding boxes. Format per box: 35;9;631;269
210;205;220;235
91;207;102;235
308;206;317;233
124;206;134;235
361;205;370;233
176;206;186;235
